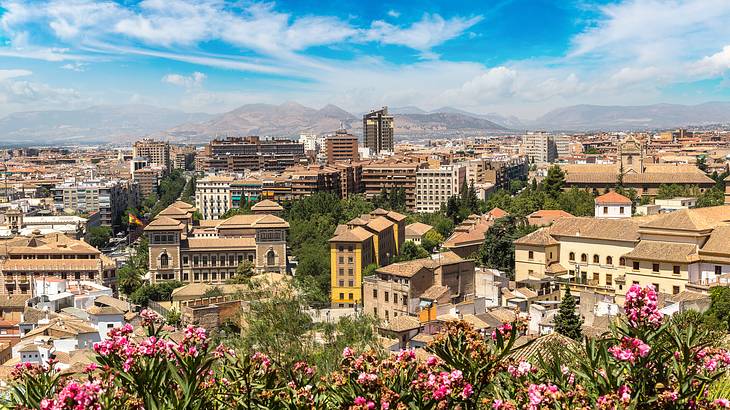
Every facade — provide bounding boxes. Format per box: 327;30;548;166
197;136;305;173
362;252;475;322
52;179;134;229
594;192;632;219
325;130;359;163
415;165;466;213
363;107;394;154
0;231;116;295
465;157;528;190
145;202;289;285
523;132;557;164
329;208;407;307
133;139;171;173
361;161;419;211
171;145;196;171
513;206;730;305
132;167;160;198
195;175;234;220
285;165;342;199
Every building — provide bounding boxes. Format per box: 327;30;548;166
405;222;434;245
363;107;394;154
415;165;466;213
145;201;289;284
523;132;558;164
362;252;475;322
595;192;633;219
133;139;171;173
513;206;730;305
52;179;134;230
250;199;283;216
195;175;234;220
443;210;506;258
284;165;342;199
197;136;305;173
329;208;407;307
132;167;160;198
526;210;573;226
465;157;529;191
0;231;117;295
361;161;419;211
654;197;697;212
171;145;196;171
325;130;359;163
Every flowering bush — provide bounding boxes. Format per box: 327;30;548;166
4;288;730;409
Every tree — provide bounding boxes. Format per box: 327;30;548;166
697;155;708;173
203;286;224;298
87;226;111;249
542;165;565;199
554;285;583;340
165;309;181;327
706;286;730;331
129;281;183;306
227;261;255;284
558;187;595;217
478;216;537;278
421;229;445;252
394;241;429;262
117;265;143;296
362;263;378;277
697;187;725;208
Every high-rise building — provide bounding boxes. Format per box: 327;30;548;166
522;132;556;164
361;161;419;211
197;136;305;173
171;145;196;171
325;130;359;163
133;139;171;173
52;179;134;229
363;107;394;154
195;175;234;220
415;164;466;213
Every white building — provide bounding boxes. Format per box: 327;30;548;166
655;197;697;212
195;175;234;220
594;192;632;219
415;165;466;213
87;306;124;339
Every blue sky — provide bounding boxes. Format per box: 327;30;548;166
2;0;730;118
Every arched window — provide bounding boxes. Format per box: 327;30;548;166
619;257;626;266
606;256;613;265
266;250;275;266
569;252;575;261
160;253;169;268
593;255;599;264
581;253;587;263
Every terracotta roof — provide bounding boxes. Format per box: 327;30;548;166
667;291;710;304
376;259;433;278
595;191;632;205
514;228;559;246
510;332;581;361
329;226;374;243
250;199;283;211
87;306;124;316
366;216;394;232
386;210;407;222
144;216;184;231
549;217;640;242
700;225;730;255
488;208;509;219
0;259;103;271
443;216;492;248
216;214;289;229
545;262;568;275
381;315;420;332
0;294;29;308
640;209;716;232
528;209;573;219
347;217;370;226
405;222;433;237
371;208;390;216
94;295;131;312
623;241;697;263
420;285;449;300
25;318;98;338
158;205;190;217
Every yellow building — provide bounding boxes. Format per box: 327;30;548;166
515;206;730;304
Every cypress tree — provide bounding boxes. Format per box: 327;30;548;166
554;285;583;340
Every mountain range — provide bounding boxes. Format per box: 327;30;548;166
4;101;730;145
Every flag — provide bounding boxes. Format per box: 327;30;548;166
128;213;143;226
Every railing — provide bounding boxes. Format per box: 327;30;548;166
147;300;169;317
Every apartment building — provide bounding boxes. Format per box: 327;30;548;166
132;167;161;198
284;165;342;199
145;202;288;284
171;145;196;171
329;208;407;307
195;175;234;220
133;139;171;173
197;136;305;173
52;179;134;230
361;161;420;211
513;204;730;304
415;164;466;213
363;107;394;154
362;252;475;322
0;231;116;295
325;130;359;163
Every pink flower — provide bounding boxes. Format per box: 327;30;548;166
462;383;473;399
342;346;354;358
618;385;631;404
491;323;513;340
623;284;663;328
715;398;730;408
609;337;650;364
354;396;366;405
492;399;504;409
426;356;439;367
40;380;103;410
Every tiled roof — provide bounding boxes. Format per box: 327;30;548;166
0;294;29;308
1;259;103;271
509;332;581;361
144;216;184;231
381;315;420;332
488;208;509;219
250;199;283;211
623;241;697;263
216;214;289;229
94;295;131;312
420;285;449;300
700;225;730;255
376;259;433;278
514;228;559;246
386;210;407;222
405;222;433;237
87;306;124;316
595;191;632;205
329;226;374;243
640;209;716;232
528;209;573;219
186;237;256;250
366;216;394;232
548;217;639;242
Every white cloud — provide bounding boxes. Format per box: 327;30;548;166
441;66;517;103
0;69;32;81
162;71;206;88
387;10;400;18
694;45;730;76
0;69;88;114
61;62;87;72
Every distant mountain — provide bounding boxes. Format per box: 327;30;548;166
0;105;211;145
394;112;507;133
534;102;730;130
391;106;427;115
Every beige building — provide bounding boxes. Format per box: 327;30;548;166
415;165;466;213
514;206;730;304
363;107;394;154
195;175;234;220
325;130;359;163
145;201;289;284
133;139;171;173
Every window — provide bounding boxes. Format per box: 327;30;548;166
348;280;354;287
593;255;599;264
633;261;640;270
633;280;639;285
267;250;275;266
652;263;659;273
339;293;344;300
673;286;680;295
338;268;344;276
348;269;353;276
673;265;680;275
606;274;612;285
348;293;353;300
606;256;613;265
384;291;389;302
338;280;344;286
569;252;575;261
528;251;534;260
619;206;625;214
393;294;398;304
339;256;344;264
620;257;625;266
592;272;599;283
373;307;377;316
160;254;169;268
373;289;378;298
715;265;722;275
581;253;587;263
403;296;407;306
653;283;660;292
348;256;354;263
603;206;608;213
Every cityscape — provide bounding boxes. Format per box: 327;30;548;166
1;0;730;409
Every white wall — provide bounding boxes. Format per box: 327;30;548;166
595;203;630;219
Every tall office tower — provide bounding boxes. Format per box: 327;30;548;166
133;139;171;173
325;129;359;163
363;107;394;154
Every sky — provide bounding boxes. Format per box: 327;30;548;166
2;0;730;119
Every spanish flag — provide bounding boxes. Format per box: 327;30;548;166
128;213;144;226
